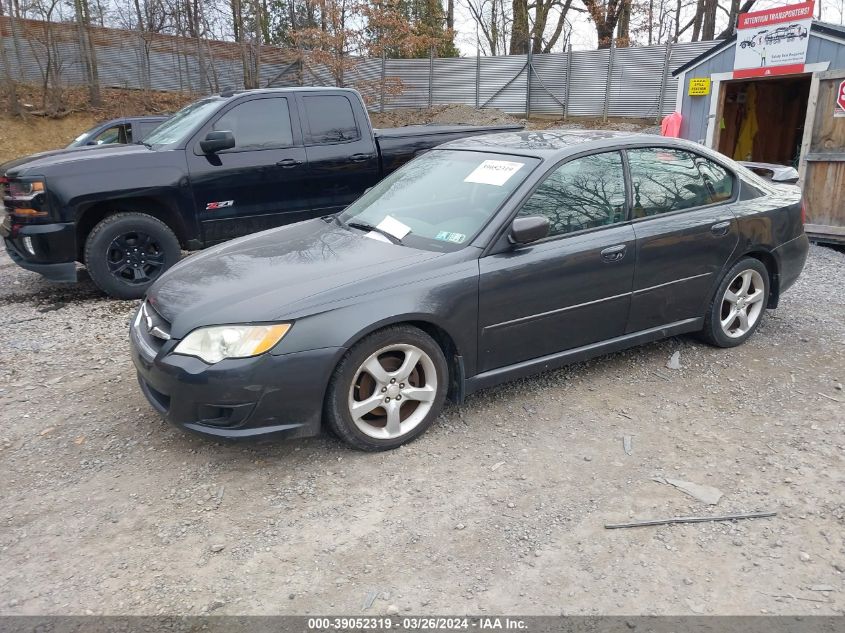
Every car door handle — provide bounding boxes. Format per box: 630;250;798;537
350;153;375;163
276;158;303;168
600;244;627;262
711;220;731;236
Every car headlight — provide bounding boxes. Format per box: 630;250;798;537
173;323;291;364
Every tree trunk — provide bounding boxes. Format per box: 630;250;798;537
701;0;716;40
0;0;21;115
509;0;529;54
74;0;101;106
616;0;630;46
691;0;704;41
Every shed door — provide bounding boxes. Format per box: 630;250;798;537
799;69;845;243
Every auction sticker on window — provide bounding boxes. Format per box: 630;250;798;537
464;160;524;186
376;215;411;240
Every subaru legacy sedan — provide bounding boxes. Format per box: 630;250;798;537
130;130;809;451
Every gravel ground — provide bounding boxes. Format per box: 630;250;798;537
0;245;843;616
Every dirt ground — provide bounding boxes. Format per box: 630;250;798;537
1;240;843;615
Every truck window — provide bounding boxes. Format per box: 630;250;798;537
213;97;294;150
302;95;360;144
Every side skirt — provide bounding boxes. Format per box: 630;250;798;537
463;317;703;396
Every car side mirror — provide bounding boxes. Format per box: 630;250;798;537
509;215;549;246
200;130;236;154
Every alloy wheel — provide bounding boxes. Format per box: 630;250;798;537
720;269;765;338
348;343;438;440
106;231;166;285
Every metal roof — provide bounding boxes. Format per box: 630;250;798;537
671;20;845;77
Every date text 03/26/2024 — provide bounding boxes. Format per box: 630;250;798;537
306;617;528;630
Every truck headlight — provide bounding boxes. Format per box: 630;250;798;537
173;323;291;364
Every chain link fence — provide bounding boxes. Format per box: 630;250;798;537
1;16;716;118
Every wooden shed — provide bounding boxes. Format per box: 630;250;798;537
672;20;845;244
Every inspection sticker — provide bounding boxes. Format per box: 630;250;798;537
464;160;524;186
434;231;466;243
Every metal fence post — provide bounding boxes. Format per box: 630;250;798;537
475;50;481;109
656;40;673;123
380;50;386;113
602;40;615;123
428;45;434;108
564;44;572;120
525;44;532;118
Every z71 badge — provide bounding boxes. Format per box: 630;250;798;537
205;200;234;211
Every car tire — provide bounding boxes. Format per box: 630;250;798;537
700;257;770;348
324;325;449;451
84;212;181;300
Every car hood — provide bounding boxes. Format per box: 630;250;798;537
147;219;442;338
0;145;114;174
5;143;152;177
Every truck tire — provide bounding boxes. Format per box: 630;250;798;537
84;212;181;300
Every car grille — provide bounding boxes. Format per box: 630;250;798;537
133;301;172;358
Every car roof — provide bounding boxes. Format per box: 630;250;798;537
438;129;706;161
96;115;168;126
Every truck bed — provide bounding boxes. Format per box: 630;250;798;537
375;123;524;173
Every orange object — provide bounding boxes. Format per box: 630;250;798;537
661;112;682;137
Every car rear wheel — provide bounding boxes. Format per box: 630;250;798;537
324;325;448;451
84;212;181;300
700;257;770;348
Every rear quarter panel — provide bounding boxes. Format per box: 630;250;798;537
730;179;806;299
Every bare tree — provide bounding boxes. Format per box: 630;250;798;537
0;0;21;114
581;0;626;47
73;0;102;105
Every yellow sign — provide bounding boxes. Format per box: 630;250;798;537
688;78;711;96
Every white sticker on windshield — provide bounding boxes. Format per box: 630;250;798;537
464;160;524;186
364;231;392;243
376;215;412;240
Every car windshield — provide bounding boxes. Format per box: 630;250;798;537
142;98;223;148
338;149;539;252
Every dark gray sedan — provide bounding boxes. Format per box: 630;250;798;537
130;130;809;451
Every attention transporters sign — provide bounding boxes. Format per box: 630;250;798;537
734;1;814;78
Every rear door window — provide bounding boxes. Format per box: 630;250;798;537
302;95;360;144
627;147;734;218
212;97;294;150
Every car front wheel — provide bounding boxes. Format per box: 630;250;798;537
701;257;770;348
325;325;448;451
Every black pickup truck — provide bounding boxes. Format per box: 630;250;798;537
1;87;520;298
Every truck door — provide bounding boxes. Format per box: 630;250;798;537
186;94;310;245
296;92;381;215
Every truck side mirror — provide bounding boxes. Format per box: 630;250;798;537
509;215;550;246
200;130;236;154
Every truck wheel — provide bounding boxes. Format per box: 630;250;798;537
84;212;181;300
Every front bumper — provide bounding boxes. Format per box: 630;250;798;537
130;321;344;439
3;221;78;282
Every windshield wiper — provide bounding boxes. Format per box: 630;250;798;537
346;221;404;245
